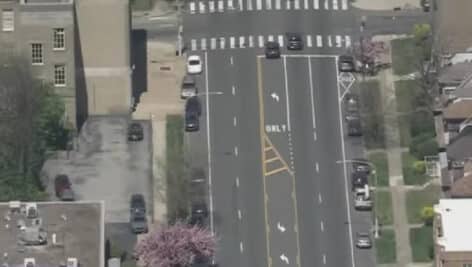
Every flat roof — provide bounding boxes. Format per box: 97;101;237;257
0;201;104;267
434;199;472;251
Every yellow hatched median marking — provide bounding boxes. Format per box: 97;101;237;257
263;135;292;177
265;157;279;163
265;166;288;176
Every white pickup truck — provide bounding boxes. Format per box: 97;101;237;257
354;184;373;210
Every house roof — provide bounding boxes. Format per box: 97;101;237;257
438;62;472;85
436;0;472;54
454;73;472;98
450;171;472;197
0;201;104;267
434;199;472;251
443;99;472;120
447;125;472;161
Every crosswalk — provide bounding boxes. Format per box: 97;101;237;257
188;34;352;51
188;0;348;14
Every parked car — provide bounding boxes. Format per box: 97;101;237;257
421;0;430;12
355;232;372;248
286;33;303;50
185;113;200;132
190;201;208;226
130;211;148;234
351;158;371;175
181;75;198;99
265;41;281;59
346;116;362;136
127;122;144;141
54;174;75;201
344;94;360;114
130;194;146;214
338;55;355;72
185;96;202;117
187;55;203;74
351;172;368;191
354;185;372;210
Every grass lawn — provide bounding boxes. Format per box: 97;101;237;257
166;115;188;223
367;151;389;186
131;0;156;11
402;152;430;185
406;185;440;224
375;191;393;226
391;38;417;76
395;80;418;146
375;229;396;264
359;80;385;149
410;226;434;262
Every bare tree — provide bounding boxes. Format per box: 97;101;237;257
134;222;217;267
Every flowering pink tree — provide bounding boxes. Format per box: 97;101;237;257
134;222;217;267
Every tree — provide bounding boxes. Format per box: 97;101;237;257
134;222;217;267
413;24;431;46
420;206;434;226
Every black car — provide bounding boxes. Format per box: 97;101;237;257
185;113;200;132
190;202;208;226
351;158;371;175
351;172;368;191
185;96;202;117
265;41;281;59
128;122;144;141
346;116;362;137
338;55;356;72
286;33;303;50
344;94;360;114
130;194;146;214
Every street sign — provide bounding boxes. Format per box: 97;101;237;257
338;72;356;91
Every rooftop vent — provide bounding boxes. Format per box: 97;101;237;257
24;258;35;267
66;258;78;267
25;203;38;219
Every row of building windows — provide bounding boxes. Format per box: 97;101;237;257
30;43;66;86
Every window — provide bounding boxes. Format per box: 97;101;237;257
54;64;66;86
2;9;14;32
31;43;43;65
53;28;65;50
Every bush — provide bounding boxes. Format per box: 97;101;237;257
409;111;435;137
413;161;426;175
420;206;434;225
410;132;438;160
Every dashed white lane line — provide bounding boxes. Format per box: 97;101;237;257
320;221;324;232
240;242;244;253
230;56;234;65
323;254;327;264
318;193;322;204
314;131;317;141
234;146;239;156
238;209;242;220
236;176;240;187
232;85;236;95
315;162;319;173
233;116;237;126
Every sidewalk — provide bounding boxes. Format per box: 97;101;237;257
352;0;420;10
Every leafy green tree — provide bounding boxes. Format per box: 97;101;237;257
420;206;434;226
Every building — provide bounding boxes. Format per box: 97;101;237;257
434;199;472;267
0;0;132;130
0;200;104;267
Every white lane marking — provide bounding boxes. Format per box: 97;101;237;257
313;0;319;9
314;131;317;141
275;0;281;9
266;0;272;9
323;254;327;264
204;51;215;238
345;35;351;48
239;36;246;48
282;56;292;131
209;1;215;12
247;0;253;10
236;176;240;187
278;35;284;47
232;85;236;95
304;0;308;9
327;35;332;47
189;2;196;14
201;38;207;50
240;242;244;253
228;0;234;9
332;0;338;9
230;56;234;65
320;221;324;232
256;0;262;9
336;35;342;47
306;35;313;47
199;1;206;13
249;35;254;47
230;36;236;49
335;57;357;267
234;146;239;156
318;193;322;203
316;35;322;47
294;0;300;9
315;162;319;173
239;0;244;10
323;0;328;9
258;35;264;47
308;57;317;129
268;35;274;42
341;0;347;9
219;37;225;49
238;209;242;220
210;38;217;49
233;116;237;126
286;0;291;9
218;0;224;11
191;39;197;51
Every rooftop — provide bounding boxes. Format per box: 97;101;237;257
438;62;472;85
434;198;472;251
436;0;472;55
0;201;104;267
443;99;472;120
447;125;472;161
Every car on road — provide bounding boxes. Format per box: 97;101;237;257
190;201;208;226
351;172;368;191
185;113;200;132
356;232;372;248
127;122;144;141
346;115;362;136
185;96;202;117
338;55;356;72
286;33;303;50
185;97;202;132
187;55;203;74
181;75;198;99
130;194;146;214
54;174;75;201
265;41;281;59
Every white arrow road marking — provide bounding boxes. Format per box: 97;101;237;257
249;35;254;47
258;35;264;47
278;35;284;47
219;37;225;49
199;1;206;13
239;36;245;48
271;92;280;102
280;254;289;264
316;35;322;47
345;35;351;48
306;35;313;47
268;35;274;42
277;222;286;232
230;36;236;49
336;35;342;47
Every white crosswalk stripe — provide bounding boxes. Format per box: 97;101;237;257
249;36;254;47
199;2;206;13
345;35;351;48
266;0;272;10
335;35;341;47
227;0;234;9
201;38;207;50
239;36;246;48
316;35;322;47
313;0;319;9
278;35;284;47
211;38;217;49
189;2;196;14
256;0;262;10
303;0;309;9
209;1;215;12
332;0;338;10
218;0;224;11
323;0;328;9
219;37;226;49
258;35;264;47
275;0;281;9
306;35;313;47
268;35;274;42
230;36;236;48
247;0;253;10
327;35;332;47
286;0;291;9
341;0;348;9
191;39;197;51
294;0;300;9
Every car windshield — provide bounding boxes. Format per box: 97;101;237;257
189;60;200;65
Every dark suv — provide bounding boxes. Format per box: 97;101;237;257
286;33;303;50
185;97;201;132
346;115;362;137
190;202;208;226
128;122;144;141
265;41;281;59
130;194;148;234
338;55;356;72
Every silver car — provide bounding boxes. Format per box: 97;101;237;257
181;75;198;99
356;232;372;249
